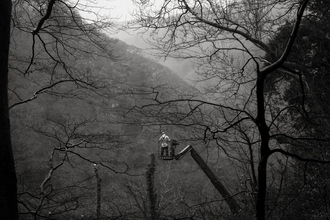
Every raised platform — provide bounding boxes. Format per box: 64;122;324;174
159;155;175;160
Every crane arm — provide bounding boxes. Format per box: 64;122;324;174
175;145;240;214
174;145;193;160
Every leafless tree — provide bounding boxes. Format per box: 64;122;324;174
1;0;118;218
17;115;132;219
128;0;330;219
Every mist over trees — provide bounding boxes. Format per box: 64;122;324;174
129;0;330;219
1;0;330;219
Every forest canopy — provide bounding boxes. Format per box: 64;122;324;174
1;0;330;220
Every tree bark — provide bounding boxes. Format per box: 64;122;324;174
94;164;101;220
0;1;18;220
255;73;271;220
147;154;157;220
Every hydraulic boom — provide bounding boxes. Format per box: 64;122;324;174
175;145;241;214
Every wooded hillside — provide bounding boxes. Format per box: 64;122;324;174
8;3;236;219
2;0;330;220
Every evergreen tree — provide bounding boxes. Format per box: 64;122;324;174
265;0;330;218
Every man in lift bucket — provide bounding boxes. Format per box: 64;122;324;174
159;132;170;156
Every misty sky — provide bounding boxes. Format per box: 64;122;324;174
107;0;136;21
78;0;139;22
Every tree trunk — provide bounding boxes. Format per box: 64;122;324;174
146;154;157;220
0;1;18;220
255;74;270;220
256;150;269;220
94;164;101;220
